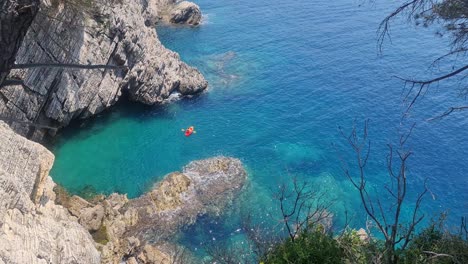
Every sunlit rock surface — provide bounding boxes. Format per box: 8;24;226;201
0;121;100;264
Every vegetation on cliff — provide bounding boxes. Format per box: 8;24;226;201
200;122;467;264
260;221;468;264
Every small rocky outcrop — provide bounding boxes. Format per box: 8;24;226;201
167;1;202;25
356;228;370;242
0;121;100;264
1;0;207;140
129;157;247;239
65;157;247;263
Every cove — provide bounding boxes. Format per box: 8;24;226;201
50;0;468;250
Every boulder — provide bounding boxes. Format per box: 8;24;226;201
169;1;202;25
65;195;93;216
79;204;105;231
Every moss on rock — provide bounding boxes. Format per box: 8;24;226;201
92;224;109;245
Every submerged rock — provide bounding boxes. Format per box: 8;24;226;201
0;121;100;263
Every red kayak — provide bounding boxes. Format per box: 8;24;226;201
184;126;195;137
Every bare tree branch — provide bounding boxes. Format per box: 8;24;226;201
461;216;468;240
422;251;456;261
339;121;427;264
430;47;468;68
274;177;334;242
378;0;430;53
377;0;468;114
0;117;58;130
392;64;468;113
427;105;468;121
396;65;468;86
0;78;42;94
11;63;127;70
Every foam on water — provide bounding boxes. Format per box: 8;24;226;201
200;13;211;25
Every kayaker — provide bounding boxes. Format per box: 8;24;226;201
182;126;196;137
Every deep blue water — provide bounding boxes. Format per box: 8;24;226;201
50;0;467;256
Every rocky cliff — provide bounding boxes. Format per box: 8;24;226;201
0;121;100;264
0;0;207;140
0;121;247;263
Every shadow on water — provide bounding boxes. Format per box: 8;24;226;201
47;92;210;148
76;184;99;200
178;214;235;248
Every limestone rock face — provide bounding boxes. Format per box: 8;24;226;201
1;0;207;140
168;1;202;25
79;204;105;232
149;172;192;211
0;121;100;264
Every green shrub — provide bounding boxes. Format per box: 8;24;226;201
262;229;344;264
337;229;383;264
401;224;468;264
252;221;468;264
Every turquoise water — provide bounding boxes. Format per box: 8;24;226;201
51;0;467;254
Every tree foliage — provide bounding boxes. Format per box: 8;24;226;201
401;215;468;263
262;228;344;264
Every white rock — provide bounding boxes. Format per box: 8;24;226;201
0;121;100;264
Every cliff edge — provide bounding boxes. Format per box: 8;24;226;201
0;121;100;264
